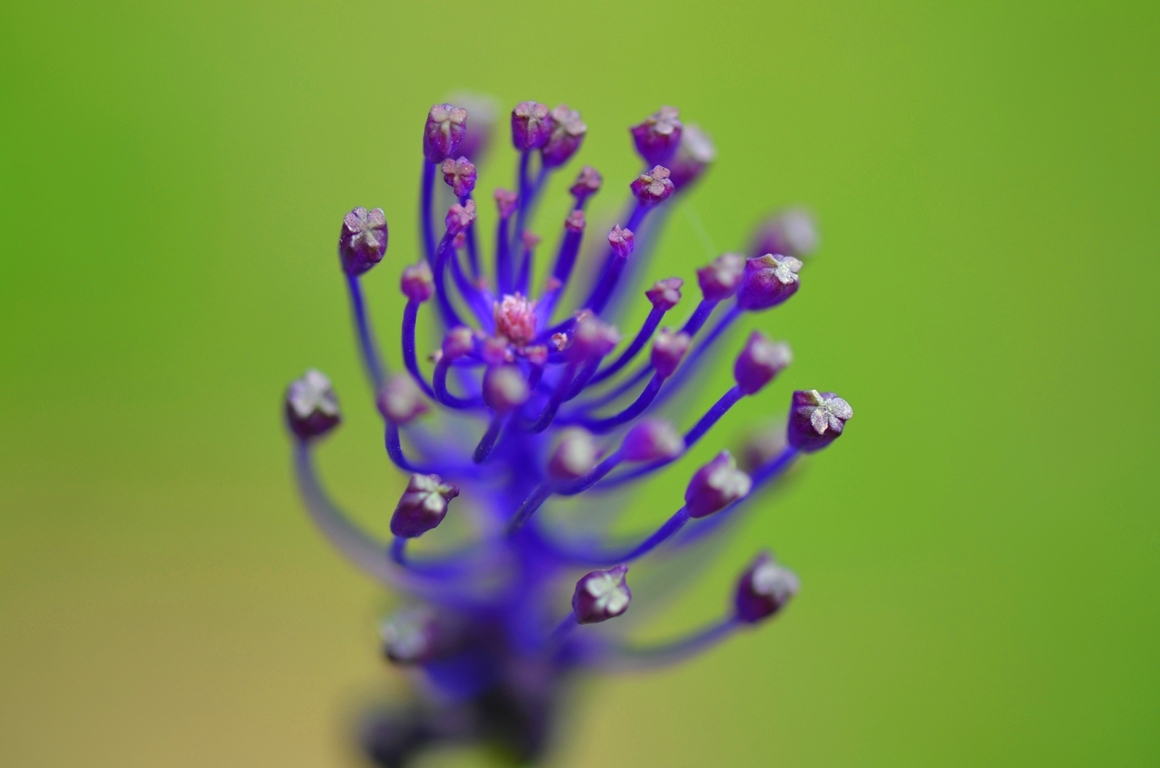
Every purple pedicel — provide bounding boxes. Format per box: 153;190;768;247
339;207;388;277
286;98;854;766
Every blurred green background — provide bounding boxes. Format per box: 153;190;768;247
2;1;1157;765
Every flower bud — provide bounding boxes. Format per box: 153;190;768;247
684;451;752;519
608;225;635;258
494;294;537;348
734;332;792;395
650;328;691;379
400;261;434;303
569;317;620;361
751;207;819;259
285;369;341;439
570;165;602;202
442;327;476;361
786;390;853;453
736;254;802;311
621;419;684;462
376;375;429;425
494;188;518;219
645;277;683;310
541;104;587;168
423;103;468;163
564;210;586;233
734;552;800;624
696;253;745;302
339;207;388;277
390;473;460;538
445;199;477;236
511;101;554;150
547;428;598;482
572;565;631;624
630;165;675;206
629;106;682;166
440;156;477;198
667;124;716;189
483;366;530;412
380;607;440;665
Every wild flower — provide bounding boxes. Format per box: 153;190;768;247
285;99;850;766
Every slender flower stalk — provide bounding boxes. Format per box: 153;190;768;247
285;98;854;767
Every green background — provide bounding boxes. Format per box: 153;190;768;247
2;1;1157;766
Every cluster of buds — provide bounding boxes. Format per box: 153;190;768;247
284;98;851;766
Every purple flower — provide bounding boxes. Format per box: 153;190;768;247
285;98;854;766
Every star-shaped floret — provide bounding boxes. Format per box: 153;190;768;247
288;370;339;419
798;389;853;435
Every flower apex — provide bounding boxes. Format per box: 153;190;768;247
400;261;434;303
630;105;683;166
286;369;341;440
376;375;429;425
573;565;631;624
548;428;598;481
390;473;460;538
570;166;603;201
569;317;620;361
423;103;468;163
737;254;802;311
646;277;684;310
696;253;745;302
565;210;586;233
380;607;440;665
631;165;675;206
608;225;635;258
511;101;554;150
734;332;791;395
622;419;684;462
339;207;388;277
542;104;587;168
494;294;537;347
787;390;852;452
494;188;518;219
483;366;530;412
734;552;799;624
685;451;752;518
442;326;476;360
650;328;691;379
445;199;477;236
440;156;477;198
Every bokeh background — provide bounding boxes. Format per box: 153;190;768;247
2;1;1157;766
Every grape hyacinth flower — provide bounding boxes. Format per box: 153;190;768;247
285;99;853;766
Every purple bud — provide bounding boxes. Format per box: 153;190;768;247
390;473;460;538
734;332;792;395
696;253;745;302
646;277;684;310
380;607;440;665
423;103;468;163
630;165;675;206
650;328;691;379
547;428;598;482
376;375;429;425
285;369;341;440
338;207;388;277
564;210;586;233
446;92;497;162
511;101;554;150
751;208;819;259
442;326;476;360
568;317;620;361
541;104;587;168
621;419;684;462
572;565;631;624
494;188;518;219
684;451;752;519
570;166;603;202
786;390;853;453
445;199;477;236
736;254;803;311
667;124;716;189
734;552;800;624
483;366;530;412
440;156;477;198
608;225;635;258
630;106;683;166
400;261;434;303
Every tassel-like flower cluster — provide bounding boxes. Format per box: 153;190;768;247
285;100;851;766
